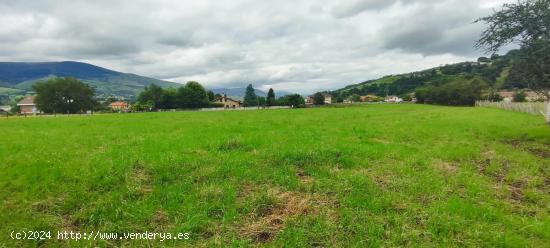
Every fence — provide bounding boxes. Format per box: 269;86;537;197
476;101;550;123
199;106;291;111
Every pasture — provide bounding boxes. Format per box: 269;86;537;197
0;104;549;247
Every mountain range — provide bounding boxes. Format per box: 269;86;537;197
0;61;294;103
0;50;521;105
0;61;180;99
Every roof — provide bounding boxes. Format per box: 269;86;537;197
110;101;129;107
498;91;542;98
217;96;242;104
17;96;36;106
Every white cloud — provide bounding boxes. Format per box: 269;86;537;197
0;0;515;94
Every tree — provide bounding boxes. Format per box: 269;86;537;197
32;77;96;114
207;90;215;102
9;96;23;114
277;94;305;108
258;96;266;106
160;88;177;109
312;92;325;105
513;90;527;102
486;90;504;102
266;88;276;106
415;77;488;106
349;94;361;103
176;81;209;109
476;0;550;122
243;84;258;107
137;84;163;110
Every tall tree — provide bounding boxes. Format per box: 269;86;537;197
312;92;325;105
266;88;276;106
137;84;163;110
476;0;550;122
160;88;177;109
176;81;209;108
243;84;257;107
32;77;96;114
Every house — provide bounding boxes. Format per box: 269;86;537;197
384;95;403;103
498;91;547;102
109;101;130;111
216;94;243;108
305;94;333;105
305;96;314;105
17;96;39;114
323;94;333;104
360;95;379;102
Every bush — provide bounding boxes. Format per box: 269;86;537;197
513;90;527;102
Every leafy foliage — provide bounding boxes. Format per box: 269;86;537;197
176;81;209;109
137;81;210;110
313;92;325;105
476;0;550;98
277;94;305;108
32;77;96;114
513;90;527;102
137;84;163;110
415;77;488;106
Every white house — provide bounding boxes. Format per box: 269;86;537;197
384;95;403;103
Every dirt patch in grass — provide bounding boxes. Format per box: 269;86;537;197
297;170;313;185
508;180;527;202
508;139;550;159
128;162;153;195
61;215;80;231
476;150;509;183
240;188;337;243
433;161;458;174
218;138;250;152
527;147;550;158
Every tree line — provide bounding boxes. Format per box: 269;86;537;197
27;77;308;114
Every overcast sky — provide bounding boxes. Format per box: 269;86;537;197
0;0;514;93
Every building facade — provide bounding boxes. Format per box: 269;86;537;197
216;95;243;108
17;96;39;114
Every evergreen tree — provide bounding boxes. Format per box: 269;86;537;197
243;84;257;107
266;88;276;106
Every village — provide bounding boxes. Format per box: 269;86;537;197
4;89;546;116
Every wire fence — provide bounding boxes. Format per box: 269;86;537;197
476;101;549;123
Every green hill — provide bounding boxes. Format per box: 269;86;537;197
0;61;182;99
331;50;520;99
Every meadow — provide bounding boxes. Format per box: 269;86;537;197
0;104;549;247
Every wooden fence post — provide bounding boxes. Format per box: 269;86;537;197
546;101;550;124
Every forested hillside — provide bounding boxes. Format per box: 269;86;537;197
331;50;521;99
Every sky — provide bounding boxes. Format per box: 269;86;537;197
0;0;514;94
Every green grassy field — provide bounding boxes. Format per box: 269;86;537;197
1;104;549;247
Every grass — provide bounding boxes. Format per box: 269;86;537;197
0;104;549;247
